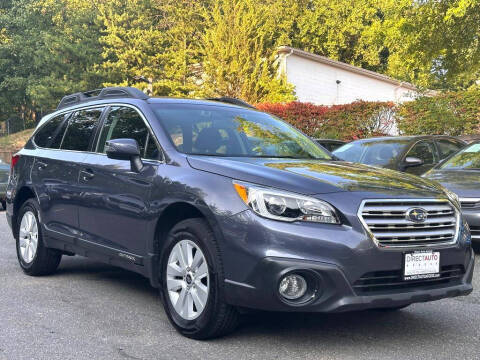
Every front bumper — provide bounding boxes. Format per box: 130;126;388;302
218;191;474;313
224;250;474;312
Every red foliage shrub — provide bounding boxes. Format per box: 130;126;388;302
256;101;396;141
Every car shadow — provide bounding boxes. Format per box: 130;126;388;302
55;256;158;298
53;256;459;346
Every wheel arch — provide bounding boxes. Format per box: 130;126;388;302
147;200;225;288
12;186;37;239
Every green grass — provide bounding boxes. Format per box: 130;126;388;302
0;128;35;152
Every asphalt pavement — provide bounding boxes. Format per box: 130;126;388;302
0;211;479;360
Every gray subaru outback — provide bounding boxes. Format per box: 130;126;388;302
6;87;474;339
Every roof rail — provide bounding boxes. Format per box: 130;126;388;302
207;97;256;109
57;87;149;110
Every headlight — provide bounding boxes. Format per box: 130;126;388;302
233;181;340;224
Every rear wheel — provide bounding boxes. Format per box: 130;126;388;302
160;218;239;339
16;199;62;276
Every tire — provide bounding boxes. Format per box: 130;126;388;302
1;200;5;210
160;218;239;339
16;199;62;276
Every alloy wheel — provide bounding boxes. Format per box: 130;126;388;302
166;240;209;320
19;211;39;264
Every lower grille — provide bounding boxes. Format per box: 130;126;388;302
469;225;480;240
358;199;459;248
353;265;465;294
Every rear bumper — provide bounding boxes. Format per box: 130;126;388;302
224;248;474;313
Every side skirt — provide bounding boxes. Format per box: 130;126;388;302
43;226;156;283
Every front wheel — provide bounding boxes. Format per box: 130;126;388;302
16;199;62;276
160;218;239;339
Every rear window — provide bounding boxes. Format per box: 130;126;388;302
61;108;104;151
436;139;464;159
34;113;69;148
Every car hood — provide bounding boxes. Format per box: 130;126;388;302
187;156;445;196
424;170;480;198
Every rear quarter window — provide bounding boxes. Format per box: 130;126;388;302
34;113;69;148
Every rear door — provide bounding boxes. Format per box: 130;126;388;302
77;105;161;259
31;107;104;242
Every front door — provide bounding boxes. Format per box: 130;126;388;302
77;106;161;257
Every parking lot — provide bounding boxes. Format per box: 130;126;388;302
0;212;478;360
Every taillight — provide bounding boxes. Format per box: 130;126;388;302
10;155;20;176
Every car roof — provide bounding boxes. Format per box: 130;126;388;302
145;97;251;109
38;94;256;129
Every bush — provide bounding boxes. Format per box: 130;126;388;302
396;88;480;135
256;101;396;140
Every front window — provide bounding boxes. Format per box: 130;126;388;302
439;143;480;170
406;141;435;165
152;104;330;160
96;106;159;160
333;140;410;166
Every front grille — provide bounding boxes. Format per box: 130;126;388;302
358;199;459;248
470;225;480;241
353;265;465;294
460;198;480;210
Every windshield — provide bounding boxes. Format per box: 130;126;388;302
152;104;331;159
333;139;410;166
439;143;480;170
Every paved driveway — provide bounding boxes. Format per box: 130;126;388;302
0;212;478;360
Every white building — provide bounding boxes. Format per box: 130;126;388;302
277;46;418;105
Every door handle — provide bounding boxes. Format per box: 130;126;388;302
37;161;48;171
80;169;95;181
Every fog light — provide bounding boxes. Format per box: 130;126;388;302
279;274;307;300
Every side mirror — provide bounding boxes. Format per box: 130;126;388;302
404;156;424;168
105;138;143;172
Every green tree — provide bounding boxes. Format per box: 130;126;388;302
0;0;104;126
384;0;480;90
200;0;295;103
292;0;390;72
99;0;206;96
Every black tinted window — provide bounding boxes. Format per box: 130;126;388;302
406;141;435;164
34;114;69;148
436;139;464;159
61;108;103;151
97;106;159;160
